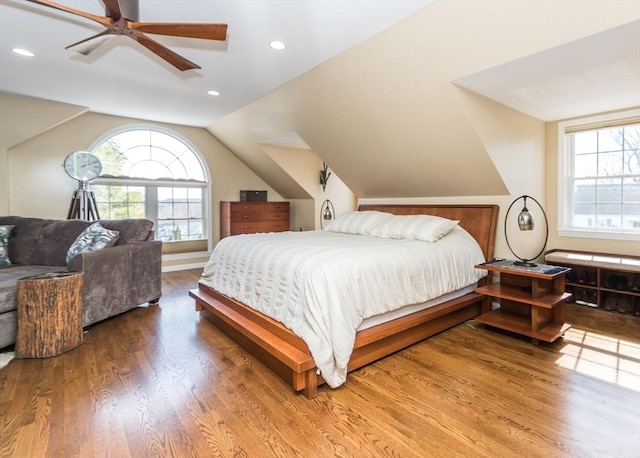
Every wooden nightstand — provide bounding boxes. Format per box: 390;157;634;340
474;260;572;344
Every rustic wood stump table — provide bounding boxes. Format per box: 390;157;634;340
15;271;84;358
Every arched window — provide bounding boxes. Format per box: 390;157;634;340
91;126;209;243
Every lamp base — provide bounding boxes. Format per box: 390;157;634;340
514;260;537;267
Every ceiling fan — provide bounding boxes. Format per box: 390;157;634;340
25;0;228;71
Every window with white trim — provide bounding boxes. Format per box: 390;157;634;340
558;110;640;240
90;126;209;243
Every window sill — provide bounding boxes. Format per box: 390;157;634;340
557;229;640;242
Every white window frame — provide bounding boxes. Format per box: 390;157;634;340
89;124;211;244
557;109;640;241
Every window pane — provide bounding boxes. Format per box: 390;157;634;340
597;151;623;176
167;161;189;180
188;219;203;239
158;201;173;219
626;149;640;175
150;131;186;154
187;188;202;199
157;187;173;200
171;188;189;199
189;202;202;218
596;178;621;204
111;202;131;219
180;153;205;181
574;153;597;178
623;177;640;203
129;202;145;218
157;220;175;242
595;215;617;228
623;203;640;229
126;145;151;162
598;128;624;153
574;131;597;155
93;185;109;201
173;202;188;218
572;203;594;228
129;160;171;179
573;179;595;203
150;147;177;165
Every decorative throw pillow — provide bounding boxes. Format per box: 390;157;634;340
0;225;13;266
66;222;119;264
323;211;393;235
369;214;459;242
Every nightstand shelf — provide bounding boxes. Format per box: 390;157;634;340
474;260;572;344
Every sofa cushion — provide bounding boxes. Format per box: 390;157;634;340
30;219;92;266
66;222;119;263
99;219;153;244
0;265;65;314
0;225;12;266
0;216;45;265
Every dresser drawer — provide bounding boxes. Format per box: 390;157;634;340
262;211;288;221
230;212;263;222
266;221;289;232
267;202;289;213
230;203;265;214
230;222;274;234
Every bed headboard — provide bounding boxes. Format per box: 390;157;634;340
357;204;499;263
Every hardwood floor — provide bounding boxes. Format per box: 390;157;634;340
1;269;638;457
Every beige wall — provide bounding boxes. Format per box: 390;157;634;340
262;144;357;230
0;92;88;214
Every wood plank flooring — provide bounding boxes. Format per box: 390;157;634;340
1;269;638;457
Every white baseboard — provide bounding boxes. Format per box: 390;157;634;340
161;251;210;272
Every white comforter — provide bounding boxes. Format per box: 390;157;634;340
200;227;486;388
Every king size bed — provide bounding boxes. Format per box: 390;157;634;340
189;204;499;398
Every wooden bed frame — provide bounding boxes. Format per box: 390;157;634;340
189;204;499;399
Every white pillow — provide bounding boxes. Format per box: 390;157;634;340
324;211;393;235
369;214;459;242
66;222;119;263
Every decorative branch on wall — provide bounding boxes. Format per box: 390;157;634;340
320;162;331;192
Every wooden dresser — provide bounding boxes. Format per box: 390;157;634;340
220;201;290;238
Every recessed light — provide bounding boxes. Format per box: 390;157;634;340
207;90;220;96
269;41;286;50
12;48;35;57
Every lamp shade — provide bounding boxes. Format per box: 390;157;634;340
517;200;534;231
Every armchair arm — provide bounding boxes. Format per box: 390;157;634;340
68;241;162;326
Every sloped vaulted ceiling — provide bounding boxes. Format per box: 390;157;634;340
207;0;640;199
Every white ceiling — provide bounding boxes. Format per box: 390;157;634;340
455;20;640;122
0;1;638;130
0;0;434;127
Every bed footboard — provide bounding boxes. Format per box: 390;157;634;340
189;285;319;398
190;284;485;399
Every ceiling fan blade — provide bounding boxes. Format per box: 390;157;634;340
24;0;112;26
134;33;200;71
129;22;228;41
101;0;122;21
66;30;113;55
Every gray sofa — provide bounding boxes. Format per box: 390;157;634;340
0;216;162;349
